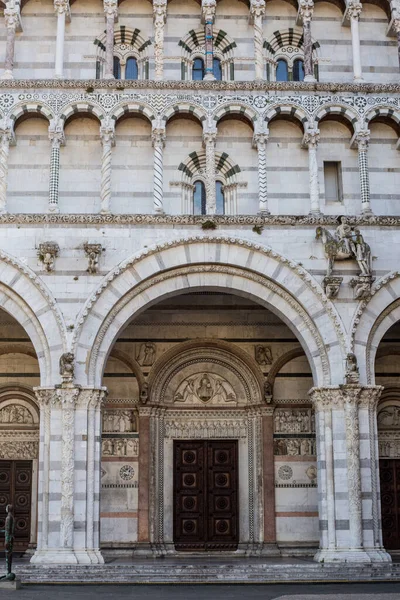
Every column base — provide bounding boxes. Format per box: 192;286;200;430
74;549;104;564
100;209;111;215
361;208;373;216
314;547;391;564
204;73;216;81
304;75;317;83
1;70;13;80
353;77;364;83
258;209;270;216
153;208;165;215
48;206;60;214
30;549;79;564
104;74;115;80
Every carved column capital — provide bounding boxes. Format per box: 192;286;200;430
34;387;57;407
48;119;65;147
152;127;166;148
4;1;21;30
103;0;118;18
54;0;70;16
393;17;400;33
303;128;320;147
310;385;383;411
250;0;266;19
347;1;362;20
298;0;314;22
203;130;217;146
38;241;60;272
201;0;216;23
253;132;269;148
355;129;370;150
153;0;167;22
100;123;115;146
55;386;80;407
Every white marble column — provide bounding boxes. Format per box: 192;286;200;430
2;0;21;80
103;0;118;79
394;17;400;69
249;0;266;81
100;121;115;214
348;2;363;82
152;127;166;214
299;0;316;82
0;121;13;214
153;0;167;81
48;119;64;213
54;0;70;79
310;386;391;564
304;127;320;214
253;131;269;214
355;129;372;215
203;129;217;214
202;0;216;81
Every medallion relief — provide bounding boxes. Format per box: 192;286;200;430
174;373;237;406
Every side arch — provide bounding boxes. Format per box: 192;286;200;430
264;105;308;129
162;103;207;126
364;106;400;129
9;103;53;125
0;249;67;386
73;237;347;388
110;102;156;125
265;347;306;392
314;104;359;132
212;103;258;128
59;102;105;125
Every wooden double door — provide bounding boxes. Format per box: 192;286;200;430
380;459;400;550
173;440;239;551
0;461;32;551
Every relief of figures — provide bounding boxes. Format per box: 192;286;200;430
274;438;316;456
102;410;137;433
255;345;273;365
378;406;400;429
0;405;34;425
274;409;315;434
136;342;156;366
174;373;237;405
102;438;139;457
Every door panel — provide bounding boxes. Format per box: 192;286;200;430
174;440;238;551
0;460;32;551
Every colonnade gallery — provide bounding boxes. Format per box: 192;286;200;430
0;0;399;567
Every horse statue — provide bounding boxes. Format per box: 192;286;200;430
316;218;371;278
315;226;352;276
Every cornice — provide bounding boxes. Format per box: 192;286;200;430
0;79;400;93
0;213;399;226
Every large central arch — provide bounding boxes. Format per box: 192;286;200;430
73;236;347;388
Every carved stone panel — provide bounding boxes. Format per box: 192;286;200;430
102;438;139;457
0;404;34;424
102;409;137;433
274;409;315;434
174;373;237;406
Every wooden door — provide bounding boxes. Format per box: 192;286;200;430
0;460;32;551
380;459;400;550
173;440;238;551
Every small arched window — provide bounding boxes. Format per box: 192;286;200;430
293;59;305;82
216;181;225;215
213;58;222;81
113;56;121;79
193;180;207;214
276;59;288;82
126;57;138;80
193;57;205;81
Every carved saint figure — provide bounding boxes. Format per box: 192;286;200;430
197;374;213;402
351;229;371;277
335;216;353;254
136;343;156;367
0;504;15;581
59;352;74;379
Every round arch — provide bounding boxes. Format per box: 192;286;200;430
72;237;347;389
315;104;359;134
212;103;258;129
265;346;306;392
59;102;105;126
263;105;308;131
110;102;156;125
9;103;53;126
353;272;400;384
161;104;207;126
0;249;66;386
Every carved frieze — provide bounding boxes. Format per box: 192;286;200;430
274;409;315;434
0;440;39;459
274;437;316;456
102;438;139;457
164;418;247;439
102;409;137;433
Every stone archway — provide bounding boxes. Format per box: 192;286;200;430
145;342;268;555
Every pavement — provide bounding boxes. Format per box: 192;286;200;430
0;584;400;600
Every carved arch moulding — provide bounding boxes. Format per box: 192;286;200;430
72;236;347;388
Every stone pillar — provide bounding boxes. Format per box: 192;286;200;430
348;2;363;82
0;121;14;214
310;386;391;563
394;17;400;70
253;131;269;214
152;127;166;214
100;121;115;214
202;0;216;81
355;129;372;215
153;0;167;81
1;0;21;80
262;407;276;547
48;119;64;213
103;0;118;79
299;0;316;82
54;0;70;79
203;129;217;214
138;406;151;549
32;386;107;565
304;127;320;215
250;0;266;81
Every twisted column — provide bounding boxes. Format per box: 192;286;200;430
304;128;320;214
253;132;269;214
152;127;166;214
0;122;13;214
2;1;21;80
103;0;118;79
348;2;363;82
153;0;167;81
48;120;64;213
250;0;266;80
355;129;372;215
299;0;316;82
203;129;217;214
100;122;115;214
202;0;216;80
54;0;70;79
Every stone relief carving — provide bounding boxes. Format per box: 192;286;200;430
345;352;360;384
174;373;237;405
306;465;317;481
274;438;316;456
38;241;59;272
278;465;293;480
102;438;139;457
274;409;315;434
164;418;247;439
119;465;135;481
0;405;34;424
136;342;156;366
102;409;137;433
59;352;74;382
0;441;38;459
378;406;400;428
255;345;273;365
322;276;343;299
84;243;103;274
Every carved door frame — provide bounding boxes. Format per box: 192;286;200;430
149;406;264;555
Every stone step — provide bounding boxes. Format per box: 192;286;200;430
15;564;400;584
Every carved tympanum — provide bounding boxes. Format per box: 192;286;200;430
174;373;237;405
0;404;33;424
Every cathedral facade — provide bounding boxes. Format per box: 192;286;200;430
0;0;399;567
